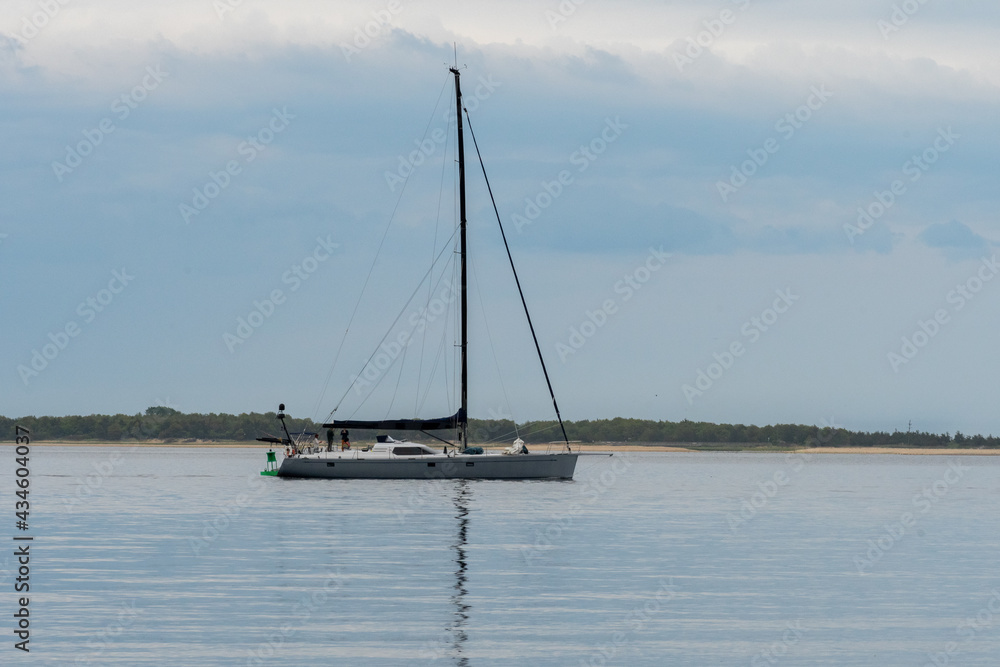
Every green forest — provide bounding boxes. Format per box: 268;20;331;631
2;407;997;449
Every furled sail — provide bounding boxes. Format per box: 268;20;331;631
323;408;465;432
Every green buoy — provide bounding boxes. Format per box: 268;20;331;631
261;449;278;476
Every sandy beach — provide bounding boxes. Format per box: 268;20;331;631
571;444;1000;455
787;446;1000;456
575;444;1000;455
11;441;1000;455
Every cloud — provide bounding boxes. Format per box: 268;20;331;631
505;188;857;256
3;0;1000;433
919;220;994;259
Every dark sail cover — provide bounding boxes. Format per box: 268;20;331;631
323;409;465;432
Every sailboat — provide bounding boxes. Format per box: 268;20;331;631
259;66;586;480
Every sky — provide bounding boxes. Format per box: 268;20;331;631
2;0;999;436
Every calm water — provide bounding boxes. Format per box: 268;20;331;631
3;446;1000;665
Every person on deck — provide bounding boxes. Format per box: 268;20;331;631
326;428;334;452
341;429;350;450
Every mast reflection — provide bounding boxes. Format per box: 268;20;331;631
449;479;471;666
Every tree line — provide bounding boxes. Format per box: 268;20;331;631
2;408;997;448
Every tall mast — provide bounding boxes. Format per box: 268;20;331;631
451;66;468;449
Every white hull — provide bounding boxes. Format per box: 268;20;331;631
276;451;578;480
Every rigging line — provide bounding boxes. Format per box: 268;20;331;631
347;231;459;419
384;322;410;420
313;74;453;423
349;260;450;421
463;111;571;448
413;238;459;416
383;231;454;421
334;226;460;417
416;88;455;414
477;427;520;445
514;422;561;441
468;245;519;439
416;238;459;417
416;318;450;416
450;234;459;412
